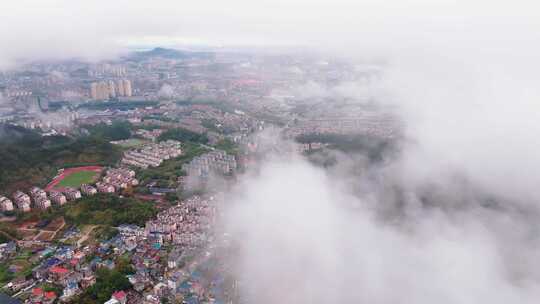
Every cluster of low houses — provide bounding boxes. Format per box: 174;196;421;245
121;140;183;169
284;116;401;139
0;231;135;303
115;195;225;303
104;290;128;304
0;169;138;214
96;168;139;194
182;150;237;179
0;194;227;304
101;196;222;302
0;241;17;260
0;187;81;214
2;244;97;303
99;196;222;302
134;129;165;142
296;142;328;153
145;196;216;248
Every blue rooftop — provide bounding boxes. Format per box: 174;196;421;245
45;257;61;267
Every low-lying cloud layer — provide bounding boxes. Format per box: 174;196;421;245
223;140;540;303
384;50;540;204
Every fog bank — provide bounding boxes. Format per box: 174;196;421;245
223;145;540;303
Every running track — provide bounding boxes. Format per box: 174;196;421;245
45;166;103;191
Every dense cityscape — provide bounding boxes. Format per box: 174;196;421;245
0;46;399;304
2;1;540;304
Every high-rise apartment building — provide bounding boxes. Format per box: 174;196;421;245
90;79;133;100
90;82;99;100
123;79;132;97
108;80;116;98
116;79;125;97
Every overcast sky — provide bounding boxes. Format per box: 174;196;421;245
1;0;539;68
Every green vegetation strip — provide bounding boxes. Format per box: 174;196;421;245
158;127;209;144
0;124;122;193
16;194;157;227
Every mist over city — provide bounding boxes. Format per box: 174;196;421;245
1;1;540;303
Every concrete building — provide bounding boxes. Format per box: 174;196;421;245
90;83;98;100
90;81;114;100
108;80;116;98
182;149;237;178
63;188;82;201
29;187;51;210
96;182;115;193
80;184;97;196
116;80;125;97
12;191;31;212
34;197;52;210
99;82;110;99
114;79;132;97
123;79;132;97
29;187;47;200
121;140;182;169
102;168;138;189
49;191;67;206
0;196;14;212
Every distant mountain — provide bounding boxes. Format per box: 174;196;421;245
127;47;214;61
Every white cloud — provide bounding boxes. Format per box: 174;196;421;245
1;0;539;67
224;148;540;303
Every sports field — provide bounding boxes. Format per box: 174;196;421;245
56;170;98;188
112;138;148;148
46;166;103;191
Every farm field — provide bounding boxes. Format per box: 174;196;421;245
15;217;66;242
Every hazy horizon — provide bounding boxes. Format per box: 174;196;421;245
2;1;540;303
